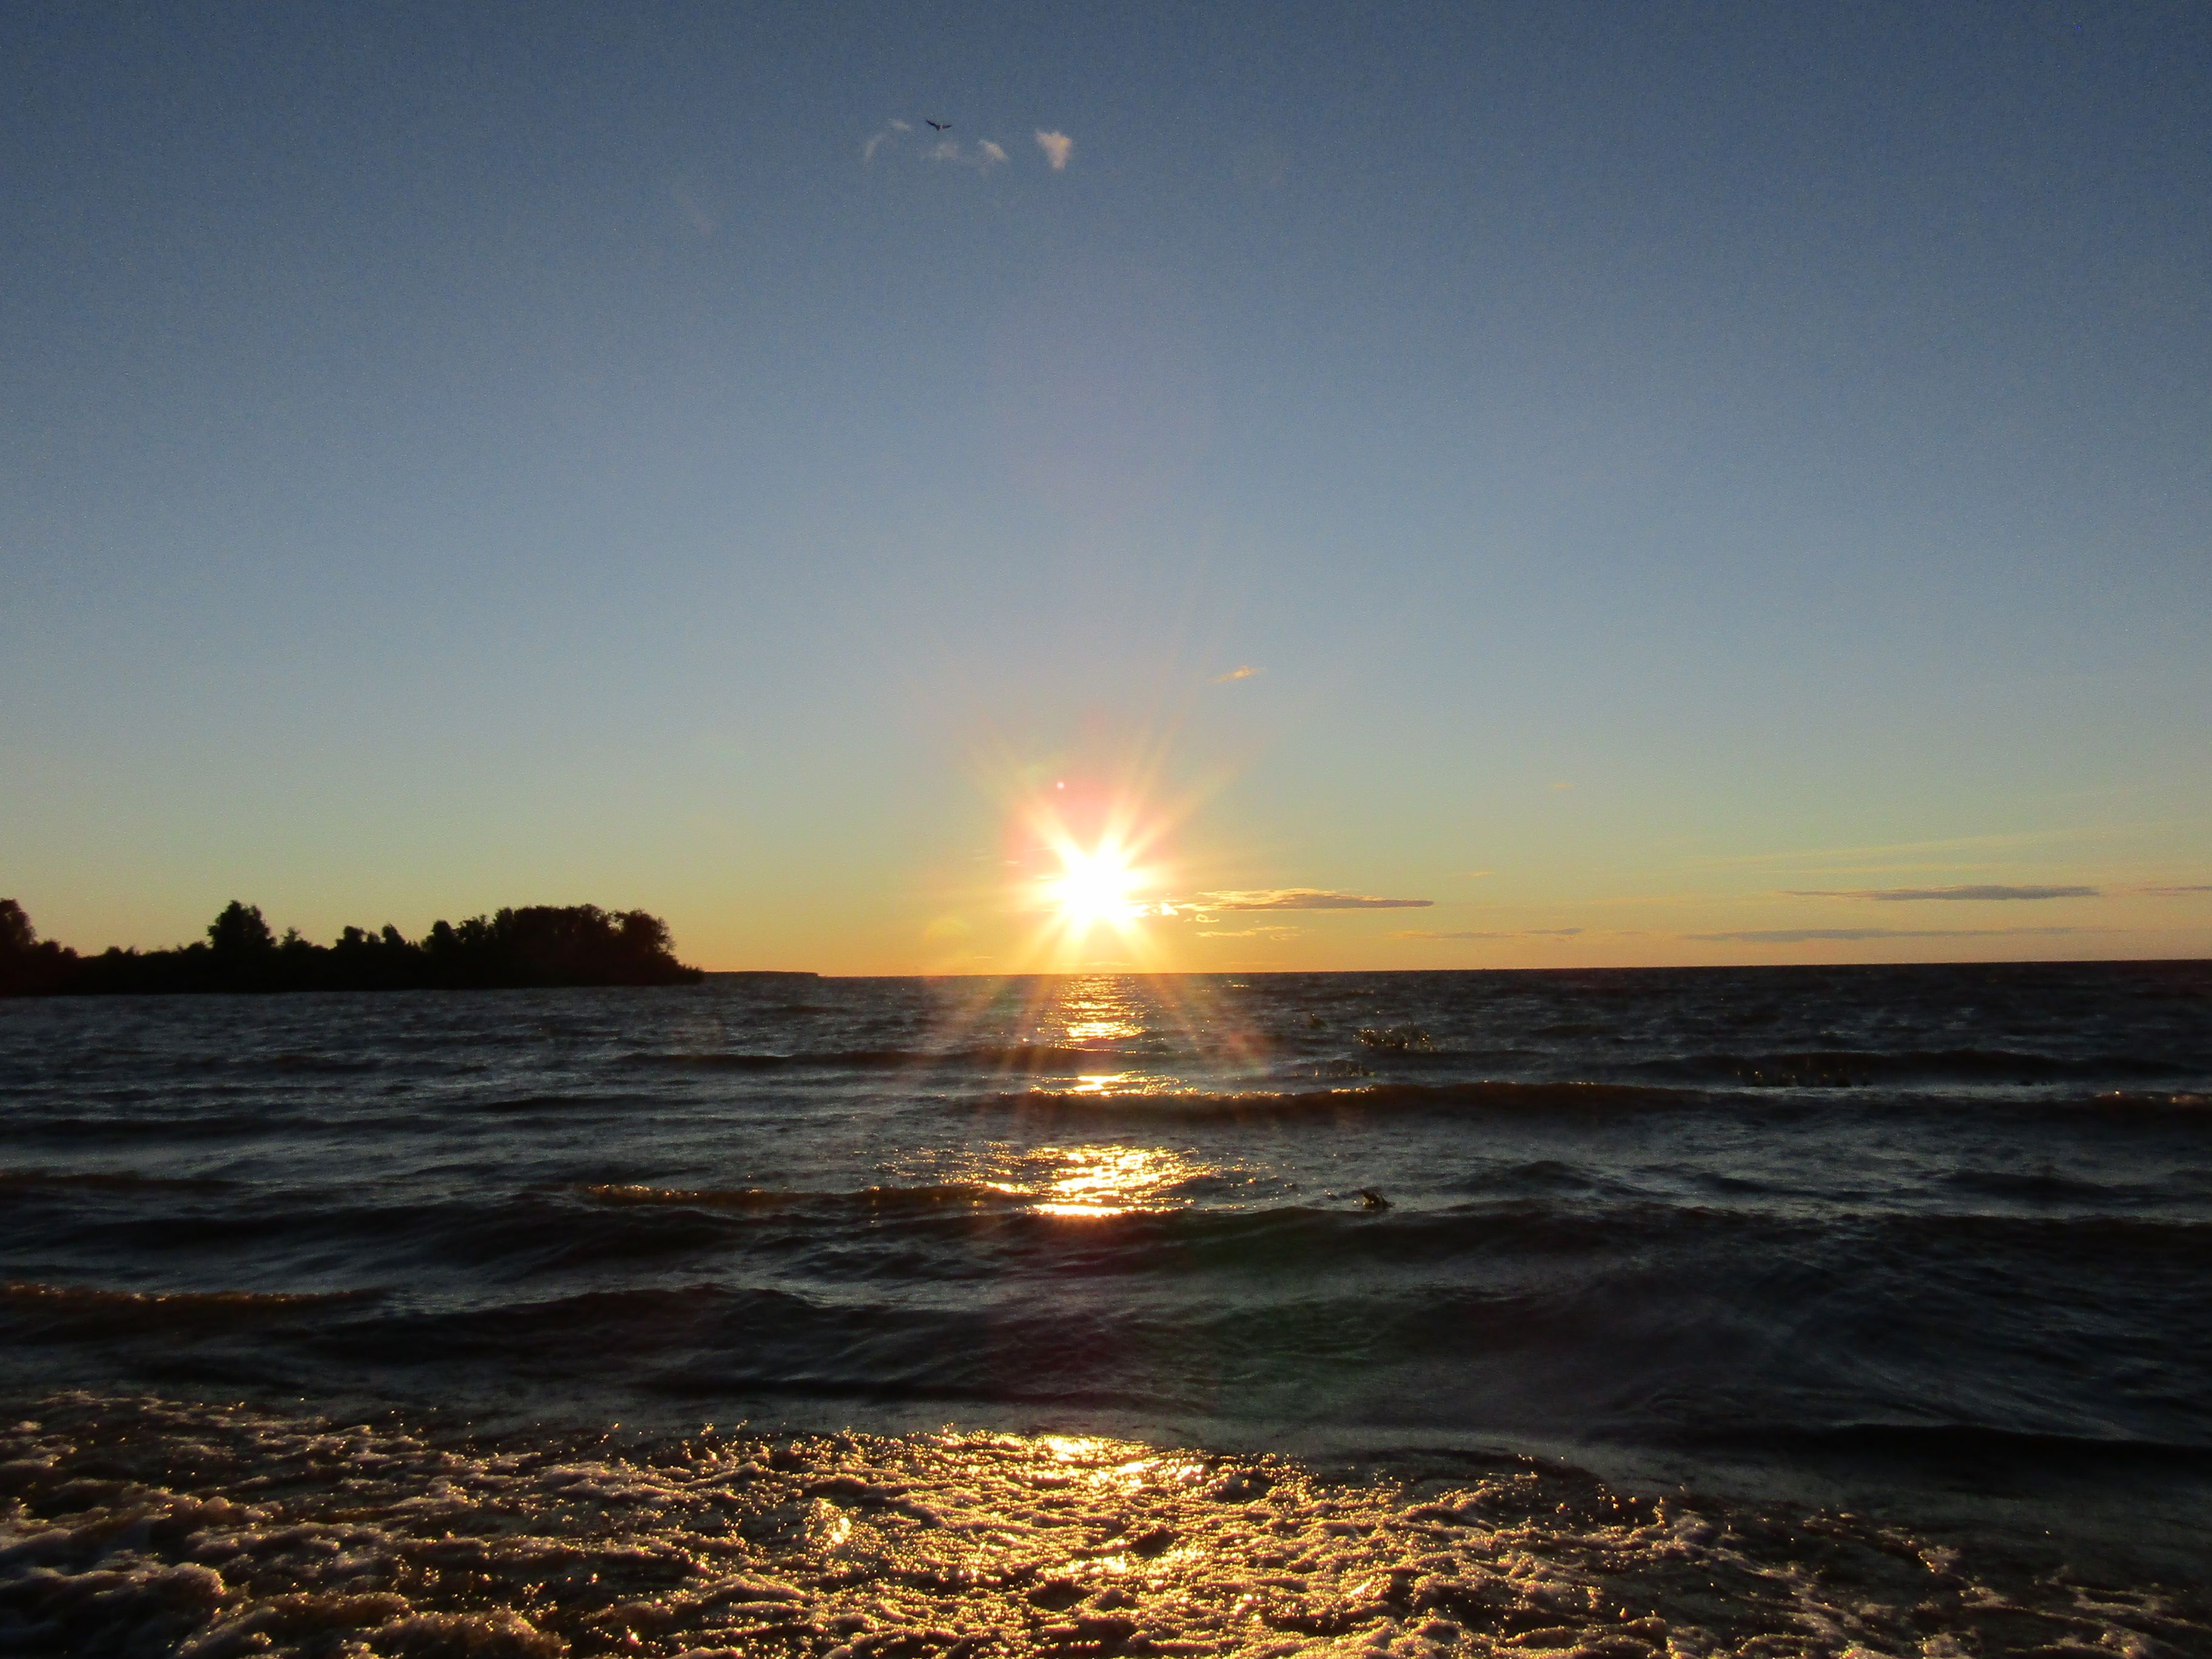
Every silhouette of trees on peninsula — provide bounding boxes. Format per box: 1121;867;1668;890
0;899;703;996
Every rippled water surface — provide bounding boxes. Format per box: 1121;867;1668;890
2;963;2209;1655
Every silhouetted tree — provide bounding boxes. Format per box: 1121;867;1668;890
0;900;81;996
207;901;276;957
2;897;702;995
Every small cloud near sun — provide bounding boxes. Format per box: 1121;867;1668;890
1783;884;2099;902
1684;926;2103;943
1204;889;1432;911
1212;665;1262;683
1399;928;1582;940
1036;130;1074;170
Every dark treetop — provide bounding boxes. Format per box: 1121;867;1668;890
0;899;703;995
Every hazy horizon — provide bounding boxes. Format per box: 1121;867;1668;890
6;3;2209;974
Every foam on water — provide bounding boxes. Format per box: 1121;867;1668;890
4;1393;2204;1659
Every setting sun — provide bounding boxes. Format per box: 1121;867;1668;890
1046;840;1144;934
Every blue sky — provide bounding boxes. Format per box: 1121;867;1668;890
4;2;2208;970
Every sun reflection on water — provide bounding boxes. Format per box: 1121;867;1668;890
883;1140;1216;1218
1047;976;1147;1047
1031;1144;1195;1217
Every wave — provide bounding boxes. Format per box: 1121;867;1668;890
484;1187;2212;1277
623;1044;1115;1073
2094;1090;2211;1112
576;1181;1027;1215
5;1111;295;1142
0;1167;234;1193
0;1280;381;1338
1941;1167;2170;1202
1637;1048;2202;1088
976;1078;2212;1121
983;1079;1704;1116
1700;1419;2212;1469
472;1092;645;1114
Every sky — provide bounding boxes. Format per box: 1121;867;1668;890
4;1;2209;973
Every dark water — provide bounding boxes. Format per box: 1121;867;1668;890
4;964;2209;1656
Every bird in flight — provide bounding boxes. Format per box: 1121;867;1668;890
925;119;950;132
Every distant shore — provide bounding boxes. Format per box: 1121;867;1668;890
0;899;703;996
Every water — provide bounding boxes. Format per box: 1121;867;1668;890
2;964;2208;1655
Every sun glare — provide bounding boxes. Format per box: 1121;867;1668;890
1048;842;1144;933
998;761;1188;967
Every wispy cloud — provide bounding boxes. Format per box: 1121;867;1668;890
1399;928;1583;940
865;120;1006;170
1036;130;1074;170
1687;828;2107;871
1212;665;1262;683
1685;926;2104;943
910;136;1009;169
1548;782;1574;791
1203;889;1433;911
1198;925;1301;939
1784;884;2100;902
2141;884;2212;896
860;118;912;163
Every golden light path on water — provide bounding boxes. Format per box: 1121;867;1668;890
1027;1145;1198;1218
9;1393;2196;1658
885;976;1231;1217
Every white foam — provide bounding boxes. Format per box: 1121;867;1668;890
0;1393;2200;1658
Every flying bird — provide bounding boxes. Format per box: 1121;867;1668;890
925;119;950;132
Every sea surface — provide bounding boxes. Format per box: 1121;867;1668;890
2;964;2208;1657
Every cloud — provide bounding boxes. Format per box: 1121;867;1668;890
861;119;912;163
1548;782;1574;791
1783;885;2100;902
1203;889;1433;911
1684;927;2104;944
925;137;1008;170
1036;130;1074;170
1212;665;1262;683
1689;828;2103;871
1399;928;1583;940
2142;884;2212;896
1198;925;1301;939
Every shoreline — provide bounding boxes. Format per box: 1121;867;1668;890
4;1387;2204;1658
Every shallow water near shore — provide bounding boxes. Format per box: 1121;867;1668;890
2;963;2208;1654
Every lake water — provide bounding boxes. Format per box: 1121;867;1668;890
3;964;2207;1655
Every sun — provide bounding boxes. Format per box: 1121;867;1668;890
1047;840;1144;934
997;761;1188;967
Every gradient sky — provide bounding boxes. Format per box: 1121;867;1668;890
5;2;2210;973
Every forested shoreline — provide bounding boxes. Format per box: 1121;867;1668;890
0;899;703;995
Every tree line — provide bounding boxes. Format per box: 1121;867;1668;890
0;899;703;996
